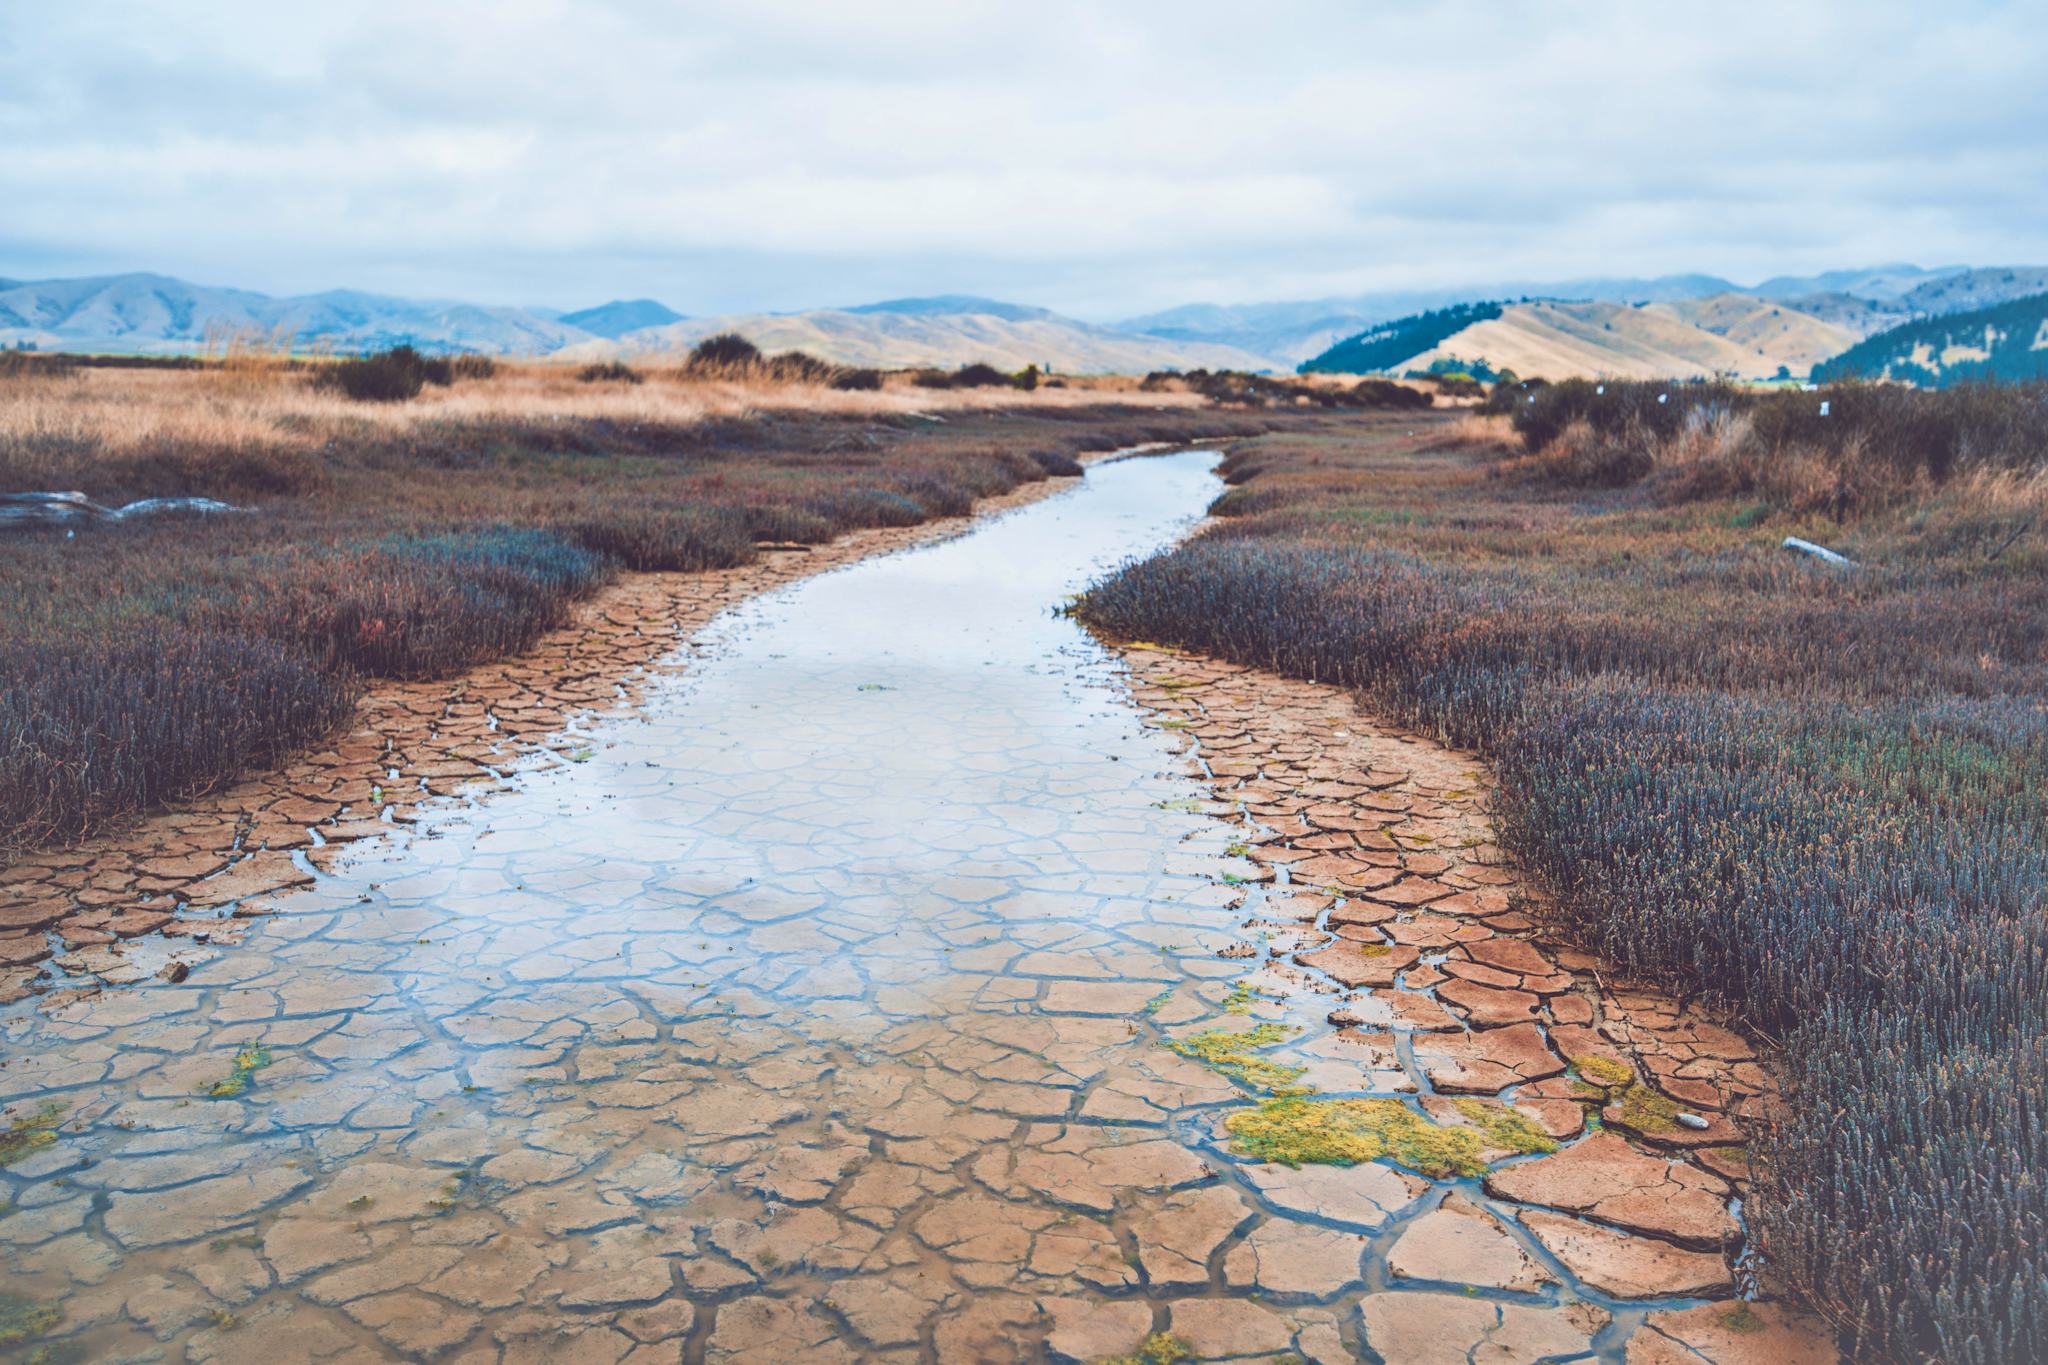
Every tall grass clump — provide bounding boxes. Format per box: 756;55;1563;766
1079;414;2048;1363
0;629;358;848
1509;379;2048;514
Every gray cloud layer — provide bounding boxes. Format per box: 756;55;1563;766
4;1;2045;317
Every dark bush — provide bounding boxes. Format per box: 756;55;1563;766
450;353;497;381
685;333;762;374
577;361;641;385
0;351;78;381
318;346;450;402
1028;448;1085;477
952;363;1011;388
763;351;836;384
1350;378;1433;410
910;369;955;390
831;368;883;391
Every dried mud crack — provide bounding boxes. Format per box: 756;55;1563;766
1104;639;1842;1364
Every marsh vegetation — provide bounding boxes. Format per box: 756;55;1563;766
1081;388;2048;1363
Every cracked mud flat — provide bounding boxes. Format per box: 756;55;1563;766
1;450;1832;1364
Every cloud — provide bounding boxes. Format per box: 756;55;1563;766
2;0;2044;316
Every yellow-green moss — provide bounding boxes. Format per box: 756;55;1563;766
1720;1302;1766;1335
1165;1025;1303;1091
0;1104;63;1169
1451;1099;1560;1157
1570;1054;1636;1088
206;1045;273;1099
1615;1084;1681;1134
1098;1332;1191;1365
1356;942;1392;957
1226;1096;1505;1176
0;1294;61;1348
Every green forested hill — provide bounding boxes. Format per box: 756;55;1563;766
1299;301;1504;374
1814;291;2048;385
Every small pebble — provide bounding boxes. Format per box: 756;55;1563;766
1676;1112;1710;1130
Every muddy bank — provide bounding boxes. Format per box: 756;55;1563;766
1103;638;1841;1363
0;464;1108;1006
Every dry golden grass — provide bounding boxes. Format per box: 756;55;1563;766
0;361;1192;480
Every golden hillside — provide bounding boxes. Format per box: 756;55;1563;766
1402;294;1855;380
563;308;1279;374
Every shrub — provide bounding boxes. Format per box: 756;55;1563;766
910;369;955;390
830;367;883;391
0;351;77;381
1028;448;1084;477
685;333;762;374
317;346;450;402
577;360;641;384
952;362;1011;388
763;351;836;384
450;353;497;381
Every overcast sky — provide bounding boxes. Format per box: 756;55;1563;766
4;2;2045;319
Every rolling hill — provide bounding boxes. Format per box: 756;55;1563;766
557;298;684;338
0;273;593;355
1303;294;1859;381
1813;292;2048;385
572;299;1277;373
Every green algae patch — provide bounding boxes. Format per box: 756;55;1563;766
0;1294;62;1349
206;1045;274;1099
0;1104;64;1169
1614;1084;1682;1134
1570;1054;1635;1088
1452;1099;1560;1157
1165;1024;1303;1091
1226;1096;1504;1176
1098;1331;1191;1365
1720;1302;1766;1335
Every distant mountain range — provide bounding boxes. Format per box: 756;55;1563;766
1122;266;1983;367
561;296;1273;373
5;264;2045;380
0;273;1269;373
0;272;591;356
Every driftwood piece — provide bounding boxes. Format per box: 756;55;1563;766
1781;535;1856;568
0;491;247;529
